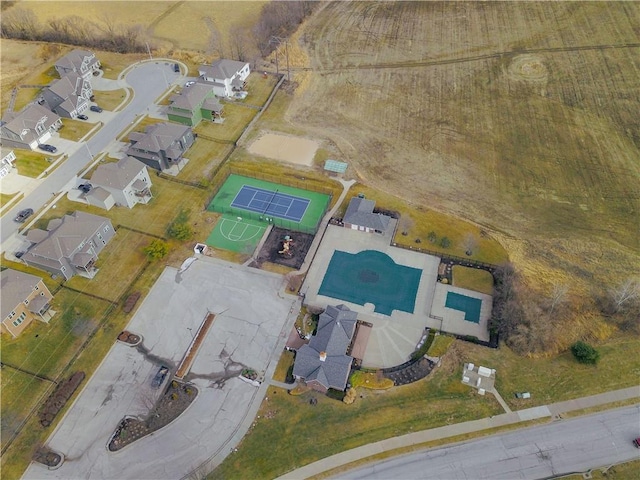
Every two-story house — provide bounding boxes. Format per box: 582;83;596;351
88;156;153;210
42;73;92;118
0;104;62;150
0;149;16;178
167;84;224;127
125;123;195;173
21;211;115;280
198;59;250;98
54;49;101;80
1;269;54;338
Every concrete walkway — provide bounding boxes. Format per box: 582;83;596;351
276;386;640;479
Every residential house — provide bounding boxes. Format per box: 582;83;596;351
292;304;358;393
167;84;224;127
88;156;152;209
1;149;16;178
343;196;391;234
1;269;54;338
21;211;115;280
42;73;92;118
0;104;62;150
125;122;195;173
54;49;101;80
198;59;250;98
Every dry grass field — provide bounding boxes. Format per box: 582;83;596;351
287;2;640;348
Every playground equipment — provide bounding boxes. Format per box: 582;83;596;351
279;235;294;257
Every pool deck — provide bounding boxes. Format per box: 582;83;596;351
302;223;491;368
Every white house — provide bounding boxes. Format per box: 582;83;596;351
198;59;250;98
0;149;16;178
88;156;152;209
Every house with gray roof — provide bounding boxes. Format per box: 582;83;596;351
343;196;391;234
167;84;224;127
0;104;62;150
292;304;358;392
1;149;16;178
1;269;54;338
21;211;115;280
42;73;92;118
54;49;101;80
88;156;152;209
198;59;250;98
125;122;195;173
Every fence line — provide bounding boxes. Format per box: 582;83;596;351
391;242;498;272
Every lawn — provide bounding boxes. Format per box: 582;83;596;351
0;289;112;379
251;89;308;137
93;88;129;111
194;103;258;143
13;150;55;178
0;192;19;208
427;334;455;357
57;118;96;142
0;368;53;451
452;266;494;294
272;350;295;383
243;72;279;106
563;459;640;480
211;353;502;480
180;138;233;184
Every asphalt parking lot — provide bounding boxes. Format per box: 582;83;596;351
23;257;297;480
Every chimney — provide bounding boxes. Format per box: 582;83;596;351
319;351;327;362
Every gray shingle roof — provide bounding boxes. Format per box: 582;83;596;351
90;156;146;190
169;84;213;110
343;197;391;232
129;123;191;153
1;104;61;140
292;304;357;391
199;59;248;80
1;269;45;319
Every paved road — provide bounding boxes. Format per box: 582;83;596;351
0;60;181;250
338;405;640;479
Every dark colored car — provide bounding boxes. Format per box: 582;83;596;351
173;63;180;73
38;144;57;153
90;105;103;113
14;208;34;223
77;114;89;120
152;366;170;389
78;183;92;193
15;251;26;259
634;438;640;448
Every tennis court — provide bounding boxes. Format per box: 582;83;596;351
231;185;310;222
208;174;330;234
206;216;266;253
318;250;422;316
445;291;482;323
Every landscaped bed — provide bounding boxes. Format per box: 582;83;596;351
108;380;198;452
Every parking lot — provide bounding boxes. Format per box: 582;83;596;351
23;257;297;480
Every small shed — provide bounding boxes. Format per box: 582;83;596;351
324;159;348;175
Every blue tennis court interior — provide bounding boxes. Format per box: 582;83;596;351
231;185;310;222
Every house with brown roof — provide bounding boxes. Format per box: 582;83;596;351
21;211;115;280
0;104;62;150
167;84;224;127
343;196;391;234
88;156;152;210
54;49;101;80
198;59;250;98
292;304;358;393
42;73;92;118
125;122;195;173
1;269;54;338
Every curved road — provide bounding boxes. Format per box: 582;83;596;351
0;60;181;250
338;405;640;479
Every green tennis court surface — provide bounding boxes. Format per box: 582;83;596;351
318;250;422;316
206;215;266;253
208;174;330;234
445;291;482;323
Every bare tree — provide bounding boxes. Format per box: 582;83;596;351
546;283;569;319
204;17;225;58
609;277;639;313
0;7;40;39
229;25;249;62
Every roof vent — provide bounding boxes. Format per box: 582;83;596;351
319;351;327;362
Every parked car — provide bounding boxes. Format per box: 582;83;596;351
90;105;103;113
14;251;26;259
185;81;195;87
152;366;170;388
77;114;89;120
14;208;34;223
78;183;92;193
634;438;640;448
38;144;57;153
173;63;180;73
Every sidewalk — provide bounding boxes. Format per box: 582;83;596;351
276;385;639;479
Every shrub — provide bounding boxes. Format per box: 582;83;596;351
143;239;169;260
168;223;193;241
440;237;451;248
571;341;600;365
427;231;437;243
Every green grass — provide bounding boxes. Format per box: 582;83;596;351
57;118;95;141
0;368;53;450
452;266;494;294
206;215;266;253
427;334;455;357
272;350;295;383
210;363;502;480
0;289;112;379
93;88;129;111
1;192;19;208
13;150;53;178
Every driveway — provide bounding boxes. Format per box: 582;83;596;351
22;257;297;480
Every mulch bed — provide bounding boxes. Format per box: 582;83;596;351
122;292;141;313
108;381;198;452
254;227;315;270
39;371;85;427
117;331;141;345
382;357;435;386
32;448;62;468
